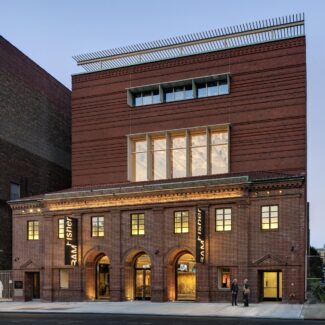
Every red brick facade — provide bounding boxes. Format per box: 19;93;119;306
0;36;71;270
10;32;307;304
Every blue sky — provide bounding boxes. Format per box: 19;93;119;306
1;0;324;248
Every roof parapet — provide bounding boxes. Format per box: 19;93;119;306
73;13;305;73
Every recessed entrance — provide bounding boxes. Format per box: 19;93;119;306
25;272;40;300
261;271;282;301
96;255;110;299
134;254;151;300
176;253;196;301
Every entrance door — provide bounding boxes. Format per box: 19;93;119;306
96;256;110;299
176;253;196;301
134;254;151;300
262;271;282;301
25;272;40;300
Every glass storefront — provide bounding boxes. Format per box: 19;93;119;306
135;254;151;300
96;255;110;299
176;253;196;301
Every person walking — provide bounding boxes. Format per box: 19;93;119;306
243;278;250;307
231;278;238;306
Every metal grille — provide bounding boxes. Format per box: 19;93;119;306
73;13;305;72
0;270;13;300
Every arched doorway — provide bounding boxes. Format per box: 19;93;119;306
176;253;196;301
96;255;110;299
134;253;151;300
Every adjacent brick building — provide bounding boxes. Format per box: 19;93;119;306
0;36;71;270
10;15;308;303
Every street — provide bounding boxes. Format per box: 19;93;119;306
0;314;322;325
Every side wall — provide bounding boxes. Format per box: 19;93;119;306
0;36;71;269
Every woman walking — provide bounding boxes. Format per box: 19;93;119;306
231;278;238;306
243;278;250;307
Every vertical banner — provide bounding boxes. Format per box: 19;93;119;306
196;208;206;264
64;216;78;266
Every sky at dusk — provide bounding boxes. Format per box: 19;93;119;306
1;0;324;247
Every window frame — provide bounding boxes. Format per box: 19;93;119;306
59;269;69;289
260;205;279;231
27;220;39;241
127;73;230;107
58;218;65;239
174;210;189;234
217;267;231;290
91;216;105;237
127;124;230;182
215;208;232;232
131;213;145;236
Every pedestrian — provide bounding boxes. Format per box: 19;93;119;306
231;278;238;306
242;278;250;307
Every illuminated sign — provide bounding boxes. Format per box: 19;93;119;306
64;216;78;266
196;208;206;264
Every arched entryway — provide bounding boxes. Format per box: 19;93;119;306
96;255;110;299
176;253;196;301
134;253;151;300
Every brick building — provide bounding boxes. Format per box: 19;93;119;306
10;15;307;303
0;36;71;270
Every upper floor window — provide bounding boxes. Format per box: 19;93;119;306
27;221;39;240
261;205;278;230
131;213;145;235
216;208;232;231
128;74;229;107
58;218;65;239
174;211;189;234
10;182;20;200
134;89;160;106
128;125;229;182
91;216;104;237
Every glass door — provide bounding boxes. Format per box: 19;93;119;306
134;254;151;300
96;256;110;299
263;271;282;301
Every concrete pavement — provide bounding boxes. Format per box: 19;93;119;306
0;301;324;319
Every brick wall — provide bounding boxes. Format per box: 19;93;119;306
0;36;71;269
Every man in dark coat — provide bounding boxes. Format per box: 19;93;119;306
231;278;238;306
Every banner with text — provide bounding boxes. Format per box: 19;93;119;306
64;216;78;266
196;208;206;264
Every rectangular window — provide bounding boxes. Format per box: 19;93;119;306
132;139;148;182
171;134;187;178
58;219;65;239
261;205;278;230
129;126;229;181
133;89;160;106
151;137;167;180
216;208;232;231
131;213;145;235
190;132;207;176
59;269;69;289
129;74;229;107
27;221;39;240
91;216;104;237
211;131;228;174
10;182;20;200
218;267;231;289
174;211;189;233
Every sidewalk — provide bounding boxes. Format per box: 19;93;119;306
1;301;321;319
